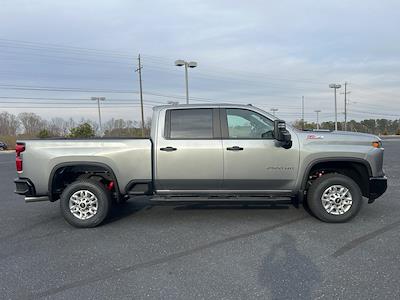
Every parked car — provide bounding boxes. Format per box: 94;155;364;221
14;104;387;227
0;141;8;151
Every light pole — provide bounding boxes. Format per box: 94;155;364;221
329;83;341;131
91;96;105;133
315;110;321;129
340;82;351;131
175;59;197;104
270;108;278;116
301;96;305;130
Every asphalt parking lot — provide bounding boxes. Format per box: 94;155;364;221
1;140;399;300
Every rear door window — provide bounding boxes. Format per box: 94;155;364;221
169;109;214;139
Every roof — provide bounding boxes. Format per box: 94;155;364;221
153;103;251;109
152;103;277;119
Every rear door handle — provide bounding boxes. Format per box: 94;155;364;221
160;146;177;152
226;146;244;151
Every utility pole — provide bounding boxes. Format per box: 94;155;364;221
301;96;305;130
329;84;342;131
315;110;321;129
270;108;278;116
91;96;105;134
135;54;145;137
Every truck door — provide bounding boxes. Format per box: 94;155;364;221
155;108;223;192
221;108;299;193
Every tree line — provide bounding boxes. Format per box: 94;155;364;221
1;111;399;149
0;111;151;148
293;119;400;135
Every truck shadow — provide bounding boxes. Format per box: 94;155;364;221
104;199;151;225
105;200;291;224
258;233;322;299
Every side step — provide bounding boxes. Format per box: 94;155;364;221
150;195;293;205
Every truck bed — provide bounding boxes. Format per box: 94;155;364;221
17;138;153;196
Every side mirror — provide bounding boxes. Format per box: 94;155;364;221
274;120;292;149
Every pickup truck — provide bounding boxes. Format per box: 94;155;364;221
14;104;387;227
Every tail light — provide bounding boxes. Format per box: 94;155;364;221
16;143;25;173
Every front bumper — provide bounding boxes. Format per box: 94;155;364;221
368;176;387;203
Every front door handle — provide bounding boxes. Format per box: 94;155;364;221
226;146;244;151
160;146;177;152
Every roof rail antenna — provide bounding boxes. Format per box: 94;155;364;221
247;103;253;106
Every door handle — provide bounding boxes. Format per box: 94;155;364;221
226;146;244;151
160;146;177;152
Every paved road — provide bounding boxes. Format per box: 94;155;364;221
0;141;399;299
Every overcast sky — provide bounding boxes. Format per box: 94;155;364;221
1;0;399;123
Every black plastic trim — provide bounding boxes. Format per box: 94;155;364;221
14;178;36;196
368;176;387;202
301;157;373;190
48;161;121;202
125;179;153;195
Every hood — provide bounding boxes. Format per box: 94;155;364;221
294;130;381;146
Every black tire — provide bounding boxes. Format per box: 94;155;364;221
60;179;111;228
0;147;4;151
306;173;363;223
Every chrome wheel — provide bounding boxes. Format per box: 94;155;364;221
69;190;98;220
321;185;353;215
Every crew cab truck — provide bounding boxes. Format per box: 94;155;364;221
14;104;387;227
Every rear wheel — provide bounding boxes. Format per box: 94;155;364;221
306;173;363;223
60;179;111;228
0;146;4;151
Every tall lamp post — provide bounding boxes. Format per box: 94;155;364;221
91;96;106;133
315;110;321;129
175;59;197;104
329;83;341;131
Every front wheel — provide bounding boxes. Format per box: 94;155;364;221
306;173;363;223
60;179;111;228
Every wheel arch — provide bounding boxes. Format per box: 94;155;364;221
48;161;121;202
301;158;372;198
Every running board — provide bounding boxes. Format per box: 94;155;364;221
150;195;292;204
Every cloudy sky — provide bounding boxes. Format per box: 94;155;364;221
1;0;399;123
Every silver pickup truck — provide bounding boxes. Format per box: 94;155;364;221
14;104;387;227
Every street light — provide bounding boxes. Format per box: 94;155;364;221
314;110;321;129
270;108;278;116
329;84;341;131
175;59;197;104
91;96;106;133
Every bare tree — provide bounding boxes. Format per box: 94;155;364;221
49;117;76;136
18;112;46;136
0;112;19;136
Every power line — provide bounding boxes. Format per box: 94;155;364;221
1;37;399;100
